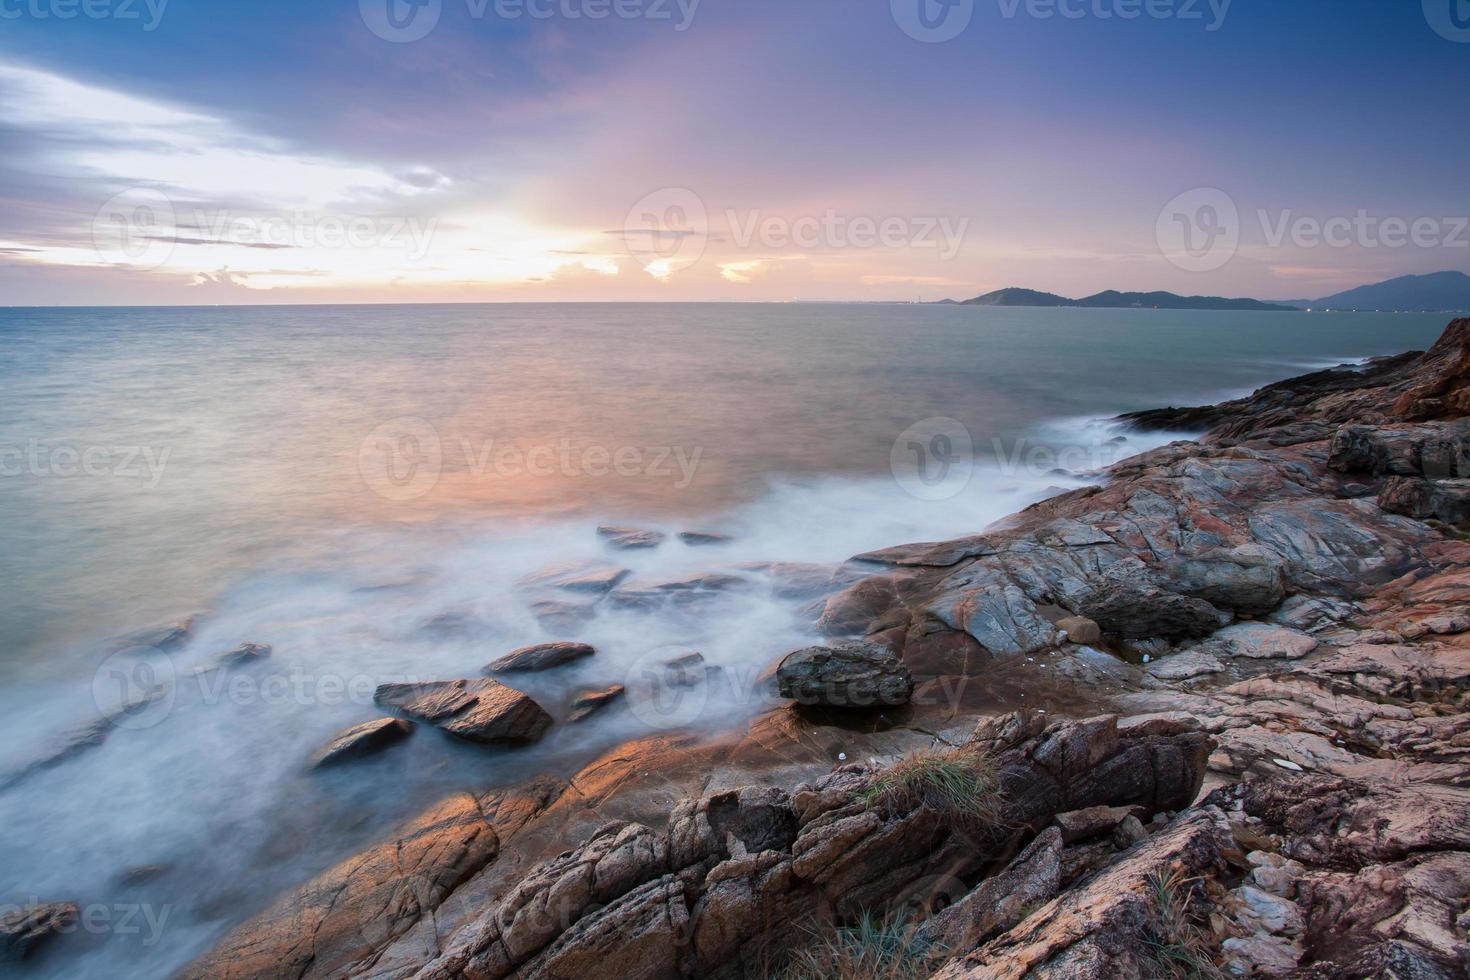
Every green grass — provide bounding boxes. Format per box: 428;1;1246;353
779;912;943;980
1144;868;1227;980
860;748;1004;832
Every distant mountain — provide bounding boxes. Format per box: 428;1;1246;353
1290;272;1470;313
961;287;1072;307
956;287;1297;312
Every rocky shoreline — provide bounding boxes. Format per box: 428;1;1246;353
17;321;1470;978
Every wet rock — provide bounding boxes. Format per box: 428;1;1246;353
520;563;631;595
596;525;666;550
487;641;595;673
375;679;553;745
310;718;415;769
0;902;78;961
1076;580;1226;641
191;641;271;674
111;617;193;652
528;598;596;635
776;640;913;708
567;684;624;722
678;530;733;546
1055;615;1101;645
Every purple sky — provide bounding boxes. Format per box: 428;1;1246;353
1;0;1467;304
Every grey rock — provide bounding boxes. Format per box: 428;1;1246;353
775;640;913;708
596;525;666;550
1077;580;1225;641
0;903;78;961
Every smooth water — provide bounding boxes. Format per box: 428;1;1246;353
0;303;1449;976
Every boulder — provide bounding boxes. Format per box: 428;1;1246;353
486;641;595;673
0;902;78;961
1051;804;1143;845
1163;549;1286;616
375;679;552;745
596;525;666;550
1076;580;1225;641
1055;616;1101;646
310;718;415;769
775;640;913;708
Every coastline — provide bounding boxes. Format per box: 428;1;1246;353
15;320;1470;978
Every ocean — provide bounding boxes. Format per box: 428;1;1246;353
0;303;1450;976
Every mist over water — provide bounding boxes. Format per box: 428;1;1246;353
0;303;1450;977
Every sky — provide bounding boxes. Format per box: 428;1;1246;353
0;0;1467;305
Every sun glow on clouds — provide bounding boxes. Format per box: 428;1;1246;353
0;65;616;293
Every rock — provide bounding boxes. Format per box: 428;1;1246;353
658;651;718;688
1055;615;1101;645
1111;814;1148;848
111;617;193;652
1380;475;1434;518
181;789;542;979
528;598;596;635
1221;934;1304;976
0;902;78;961
568;685;625;722
1146;647;1226;680
917;827;1063;951
775;640;913;708
1226;883;1304;936
596;525;665;550
932;808;1234;980
375;679;553;745
678;531;732;546
487;641;595;673
1163;548;1287;616
191;641;271;674
310;718;415;769
520;563;631;595
1051;804;1140;845
1206;622;1318;660
1077;580;1226;641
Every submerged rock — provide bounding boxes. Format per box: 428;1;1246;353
374;679;552;745
677;530;733;546
0;902;78;962
310;718;415;769
596;525;666;550
776;640;913;708
486;641;595;673
191;641;272;674
568;684;625;722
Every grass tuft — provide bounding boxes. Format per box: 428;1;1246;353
779;912;942;980
1144;867;1227;980
860;747;1004;831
